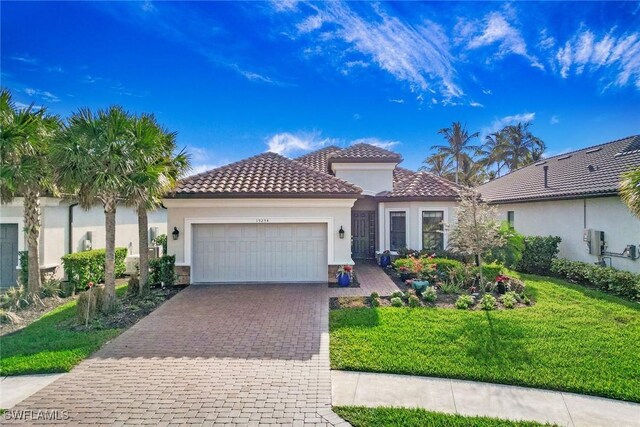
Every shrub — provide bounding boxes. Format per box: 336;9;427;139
0;285;29;311
154;234;168;255
455;294;474;309
517;236;562;274
432;249;471;263
62;248;127;290
390;297;403;307
422;287;437;302
370;297;380;308
391;290;405;299
149;255;176;286
550;258;640;302
40;279;62;298
501;291;518;309
474;262;503;282
486;222;525;268
479;294;497;310
439;280;462;294
506;277;526;294
76;285;105;325
18;251;28;286
425;258;464;273
408;295;421;307
370;292;379;299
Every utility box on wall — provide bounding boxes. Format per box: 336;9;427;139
583;229;605;255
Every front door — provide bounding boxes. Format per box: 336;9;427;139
351;211;375;259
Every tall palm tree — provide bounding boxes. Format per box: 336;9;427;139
478;130;507;177
458;153;487;187
420;152;455;180
501;122;545;171
53;106;135;311
431;122;480;184
0;89;60;294
124;114;190;293
620;167;640;219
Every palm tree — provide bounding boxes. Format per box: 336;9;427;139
53;106;135;311
478;130;507;177
124;114;190;293
620;167;640;219
431;122;480;184
501;122;545;171
458;153;487;187
420;152;454;180
0;89;60;294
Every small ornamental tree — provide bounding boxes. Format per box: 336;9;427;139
620;167;640;219
447;187;505;286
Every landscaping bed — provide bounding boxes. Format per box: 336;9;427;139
0;283;182;376
333;406;554;427
330;274;640;402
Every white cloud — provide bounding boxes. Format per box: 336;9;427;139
552;29;640;89
276;1;462;98
351;137;399;150
353;113;361;120
550;115;560;125
538;29;555;51
461;12;544;70
266;131;335;156
11;55;38;64
186;146;230;175
22;87;60;103
482;89;492;95
389;98;405;104
469;101;484;108
482;112;536;138
14;101;43;110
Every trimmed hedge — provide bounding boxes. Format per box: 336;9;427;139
392;257;464;274
149;255;176;286
62;248;127;290
517;236;562;275
551;258;640;302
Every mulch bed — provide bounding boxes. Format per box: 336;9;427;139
0;294;77;336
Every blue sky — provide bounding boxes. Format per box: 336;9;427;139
2;1;639;172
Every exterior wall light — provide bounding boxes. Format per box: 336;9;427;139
172;226;180;241
339;226;345;239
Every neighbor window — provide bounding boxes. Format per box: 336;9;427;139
422;211;444;252
507;211;515;229
389;211;406;251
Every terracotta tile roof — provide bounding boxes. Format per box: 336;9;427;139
393;166;417;183
172;152;362;197
327;143;402;164
294;145;343;173
378;171;462;200
479;135;640;203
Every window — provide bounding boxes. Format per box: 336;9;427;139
507;211;515;229
422;211;444;251
389;211;406;251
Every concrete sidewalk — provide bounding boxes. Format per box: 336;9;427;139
332;371;640;427
1;374;65;409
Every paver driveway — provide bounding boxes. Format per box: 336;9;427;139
6;262;397;426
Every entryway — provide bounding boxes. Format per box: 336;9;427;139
351;211;375;259
0;223;19;288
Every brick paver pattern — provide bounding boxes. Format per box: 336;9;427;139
6;261;397;426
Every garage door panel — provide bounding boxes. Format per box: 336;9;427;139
192;223;326;283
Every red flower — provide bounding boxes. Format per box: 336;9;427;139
343;265;353;272
495;275;509;283
88;281;94;288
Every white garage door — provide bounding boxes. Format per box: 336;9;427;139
192;223;327;283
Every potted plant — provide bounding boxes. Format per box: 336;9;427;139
337;265;353;287
379;250;392;268
495;275;509;294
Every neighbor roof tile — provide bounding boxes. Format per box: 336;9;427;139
327;143;402;163
377;171;462;200
479;135;640;203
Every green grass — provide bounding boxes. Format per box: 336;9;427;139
0;285;128;376
333;406;554;427
330;274;640;402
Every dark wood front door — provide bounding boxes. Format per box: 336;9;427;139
351;211;375;259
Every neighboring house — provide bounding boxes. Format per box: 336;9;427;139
479;135;640;273
0;199;167;287
164;143;461;284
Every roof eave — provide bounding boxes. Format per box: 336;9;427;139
166;192;363;199
484;190;619;204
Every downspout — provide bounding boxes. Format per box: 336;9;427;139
68;203;78;255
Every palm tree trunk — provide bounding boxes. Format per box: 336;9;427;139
455;153;459;185
102;199;117;312
137;204;149;295
23;188;42;294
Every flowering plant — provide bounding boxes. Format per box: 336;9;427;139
495;275;509;283
337;265;353;277
87;281;94;289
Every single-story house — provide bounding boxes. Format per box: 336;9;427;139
0;199;167;287
164;143;462;284
479;135;640;273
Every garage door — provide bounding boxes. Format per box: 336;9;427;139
192;223;327;283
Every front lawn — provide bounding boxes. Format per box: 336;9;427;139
0;284;178;376
333;407;553;427
330;274;640;402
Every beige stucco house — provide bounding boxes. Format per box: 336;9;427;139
479;135;640;273
164;143;462;284
0;199;167;287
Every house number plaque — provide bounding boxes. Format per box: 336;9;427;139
256;218;270;223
